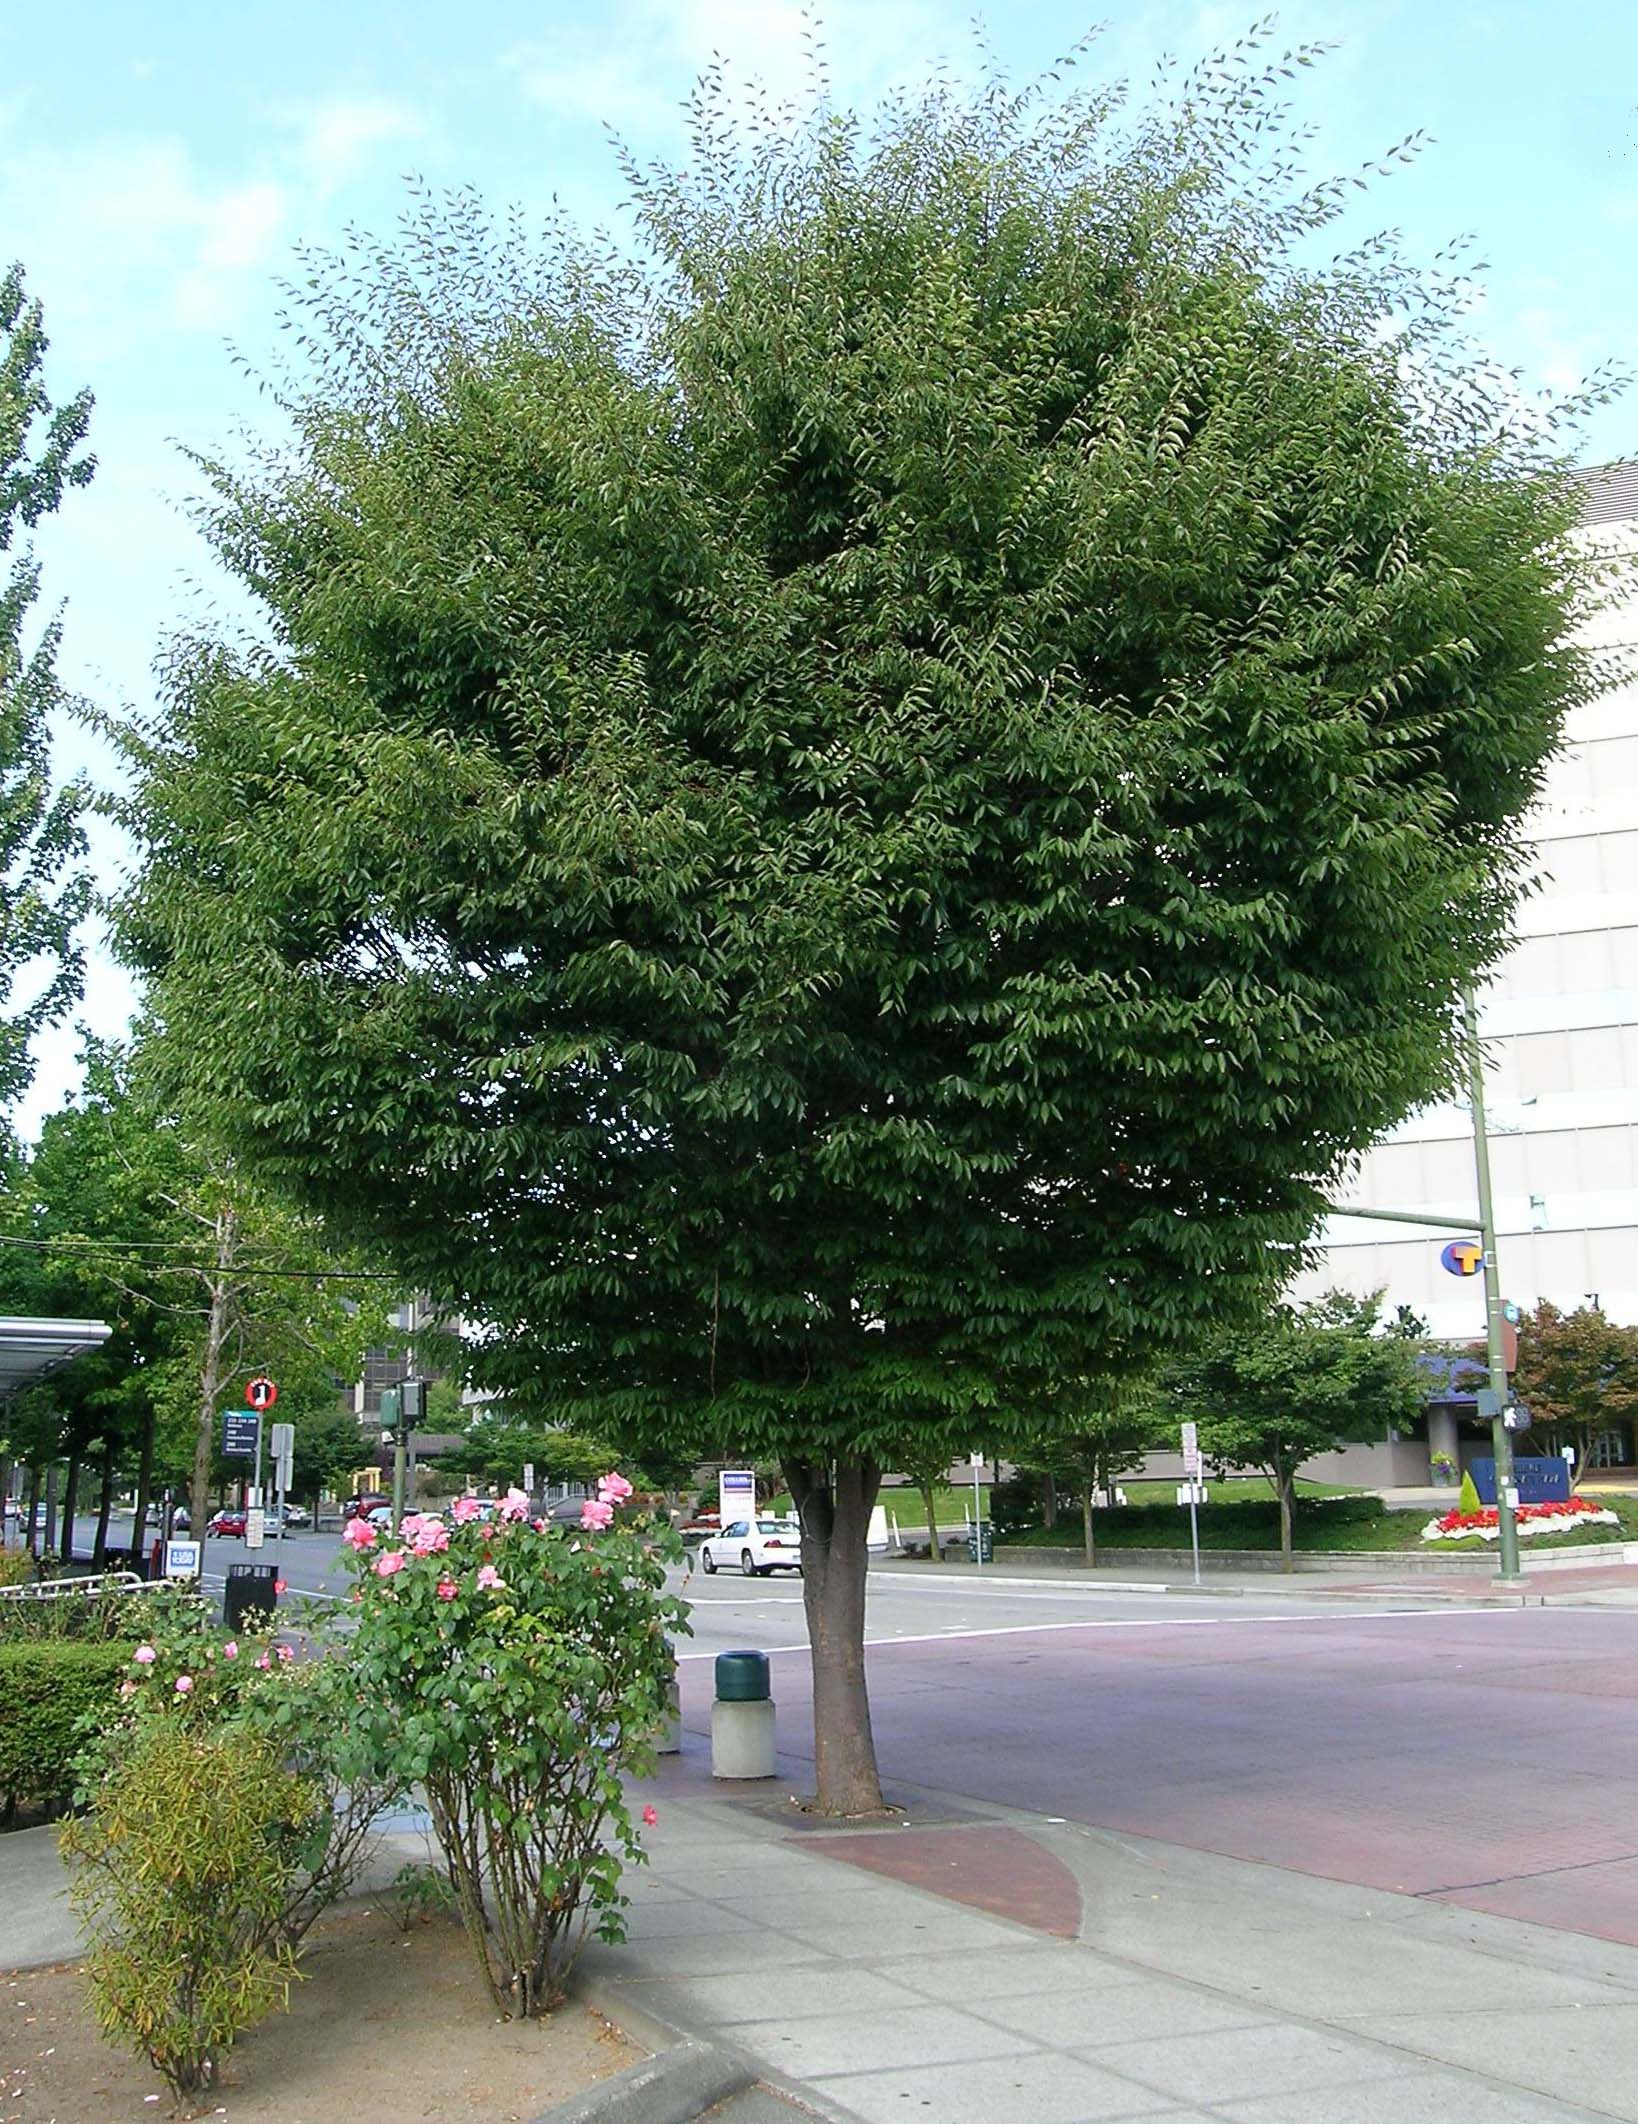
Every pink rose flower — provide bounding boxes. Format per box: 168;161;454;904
476;1563;505;1591
405;1515;450;1556
436;1576;458;1601
256;1653;271;1670
579;1497;615;1531
342;1516;377;1550
277;1644;294;1662
375;1549;406;1577
642;1804;658;1827
597;1472;634;1505
175;1675;193;1696
273;1579;287;1595
223;1641;238;1659
499;1486;531;1522
132;1644;156;1665
451;1495;482;1524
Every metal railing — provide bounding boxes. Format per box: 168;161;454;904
0;1569;148;1603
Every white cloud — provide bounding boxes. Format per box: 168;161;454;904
509;0;954;137
293;97;424;193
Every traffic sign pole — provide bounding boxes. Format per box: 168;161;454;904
1465;989;1523;1586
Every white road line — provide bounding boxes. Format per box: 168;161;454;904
673;1604;1518;1658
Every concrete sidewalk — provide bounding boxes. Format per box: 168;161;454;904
12;1757;1638;2122
583;1747;1638;2122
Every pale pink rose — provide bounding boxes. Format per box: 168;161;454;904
436;1576;458;1601
132;1644;156;1665
256;1653;271;1670
223;1641;238;1660
375;1549;406;1577
451;1495;482;1525
406;1516;450;1556
119;1679;137;1699
277;1644;295;1662
642;1804;658;1827
579;1497;615;1531
499;1486;531;1522
174;1675;193;1696
476;1564;505;1591
342;1515;377;1550
597;1472;634;1505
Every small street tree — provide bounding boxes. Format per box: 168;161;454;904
1513;1300;1638;1473
1183;1291;1426;1568
0;265;92;1118
1021;1381;1167;1566
114;40;1604;1810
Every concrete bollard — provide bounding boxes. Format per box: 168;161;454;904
657;1642;682;1755
711;1648;775;1780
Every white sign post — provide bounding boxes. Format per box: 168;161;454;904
970;1451;986;1569
1180;1424;1203;1587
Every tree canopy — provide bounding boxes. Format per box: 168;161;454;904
113;35;1607;1807
0;265;92;1118
1513;1300;1638;1471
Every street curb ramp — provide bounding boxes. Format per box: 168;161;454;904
534;1970;850;2123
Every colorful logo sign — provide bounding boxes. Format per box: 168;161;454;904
1440;1239;1483;1277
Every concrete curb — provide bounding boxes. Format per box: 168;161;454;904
530;2037;752;2124
868;1566;1229;1595
565;1966;858;2124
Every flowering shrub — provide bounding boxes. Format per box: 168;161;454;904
342;1473;687;2016
75;1584;403;1949
1420;1496;1620;1543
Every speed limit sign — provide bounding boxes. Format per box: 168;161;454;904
245;1376;278;1412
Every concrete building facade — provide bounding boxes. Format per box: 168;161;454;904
1291;462;1638;1475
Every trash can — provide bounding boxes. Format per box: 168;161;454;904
966;1521;994;1564
224;1562;279;1631
714;1649;770;1701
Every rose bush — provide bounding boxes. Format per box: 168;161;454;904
341;1475;686;2016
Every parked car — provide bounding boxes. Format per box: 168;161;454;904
698;1517;802;1577
366;1503;395;1530
280;1502;310;1528
343;1494;392;1523
207;1508;248;1537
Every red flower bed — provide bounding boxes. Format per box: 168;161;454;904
1432;1496;1599;1535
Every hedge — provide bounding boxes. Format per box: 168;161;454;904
0;1641;133;1823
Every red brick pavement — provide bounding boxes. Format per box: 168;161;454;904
678;1608;1638;1947
803;1825;1082;1937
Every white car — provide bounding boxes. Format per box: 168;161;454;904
699;1517;803;1577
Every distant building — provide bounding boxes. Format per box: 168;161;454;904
1291;460;1638;1475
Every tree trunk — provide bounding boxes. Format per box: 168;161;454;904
131;1404;158;1574
193;1208;237;1538
919;1481;942;1563
1082;1483;1096;1568
61;1446;82;1565
42;1464;57;1559
92;1435;116;1567
786;1456;886;1817
1041;1474;1058;1531
1277;1467;1295;1572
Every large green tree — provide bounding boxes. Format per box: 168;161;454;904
1184;1290;1427;1567
0;266;92;1118
114;41;1603;1810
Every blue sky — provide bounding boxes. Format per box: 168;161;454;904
8;0;1638;1130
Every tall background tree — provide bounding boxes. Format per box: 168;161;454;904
0;265;92;1119
114;37;1608;1811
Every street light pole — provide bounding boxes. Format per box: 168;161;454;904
1464;987;1523;1587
